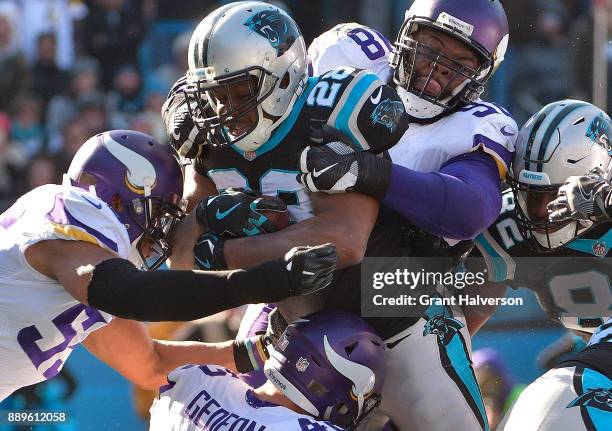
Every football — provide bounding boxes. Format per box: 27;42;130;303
258;195;291;232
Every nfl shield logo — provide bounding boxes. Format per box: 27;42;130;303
592;242;607;257
296;357;310;372
244;151;257;161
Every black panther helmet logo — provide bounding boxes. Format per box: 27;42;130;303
244;10;299;56
567;388;612;412
423;314;465;347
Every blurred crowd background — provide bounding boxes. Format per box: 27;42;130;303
0;0;606;212
0;0;606;429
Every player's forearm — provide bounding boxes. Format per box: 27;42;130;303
382;152;502;240
224;215;364;269
152;339;235;378
167;211;203;269
87;258;293;321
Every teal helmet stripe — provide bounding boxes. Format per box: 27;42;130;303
536;102;590;172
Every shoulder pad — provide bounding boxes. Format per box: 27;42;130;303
46;185;131;258
308;23;393;82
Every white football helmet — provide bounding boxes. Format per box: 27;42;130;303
184;1;308;152
510;99;612;251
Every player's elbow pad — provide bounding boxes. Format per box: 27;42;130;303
87;258;290;321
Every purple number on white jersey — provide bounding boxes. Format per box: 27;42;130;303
347;28;393;61
17;304;108;379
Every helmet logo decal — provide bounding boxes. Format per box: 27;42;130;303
370;98;405;133
244;10;299;56
586;113;612;153
436;12;474;37
104;133;157;196
323;335;376;416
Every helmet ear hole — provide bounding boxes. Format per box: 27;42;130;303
279;72;290;89
344;342;358;356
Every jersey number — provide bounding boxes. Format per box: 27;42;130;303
17;304;108;379
307;68;351;108
347;27;393;61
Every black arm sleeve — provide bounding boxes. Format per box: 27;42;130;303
87;258;291;321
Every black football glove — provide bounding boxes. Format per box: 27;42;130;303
161;75;208;159
195;188;288;238
548;172;612;223
283;243;337;296
193;232;227;270
298;139;392;200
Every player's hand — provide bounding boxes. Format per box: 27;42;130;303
195;188;288;237
298;141;391;200
193;232;227;270
162;75;208;159
284;243;337;296
548;172;612;223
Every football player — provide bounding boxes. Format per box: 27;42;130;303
498;319;611;430
0;130;336;401
164;1;513;430
467;100;612;430
294;1;515;430
150;311;386;431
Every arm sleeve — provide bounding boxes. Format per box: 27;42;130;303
87;258;291;321
381;151;502;240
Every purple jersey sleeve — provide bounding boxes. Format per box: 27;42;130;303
382;151;502;240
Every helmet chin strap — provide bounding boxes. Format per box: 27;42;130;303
397;87;445;120
233;112;274;152
397;78;470;121
532;221;591;249
128;236;146;269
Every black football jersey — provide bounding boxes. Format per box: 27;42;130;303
473;188;612;332
194;67;407;222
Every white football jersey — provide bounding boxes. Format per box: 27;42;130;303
308;23;517;178
0;181;130;401
150;365;344;431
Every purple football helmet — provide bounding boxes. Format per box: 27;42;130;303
390;0;509;121
264;311;385;429
67;130;185;269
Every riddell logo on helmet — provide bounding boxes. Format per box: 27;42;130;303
519;170;550;185
266;369;287;391
436;12;474;37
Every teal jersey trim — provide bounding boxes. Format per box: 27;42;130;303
424;302;489;431
333;72;380;150
231;78;318;160
475;233;510;282
566;229;612;257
